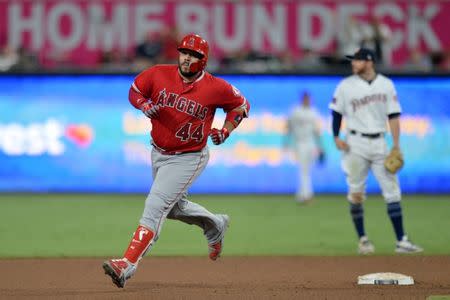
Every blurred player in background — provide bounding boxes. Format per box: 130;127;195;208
102;33;250;288
330;48;423;255
286;91;325;203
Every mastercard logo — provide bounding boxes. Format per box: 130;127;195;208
65;124;94;148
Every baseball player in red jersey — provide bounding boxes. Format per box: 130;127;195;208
102;33;250;288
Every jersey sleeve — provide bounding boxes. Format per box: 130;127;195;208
386;80;402;114
329;81;346;114
132;67;155;99
218;81;249;115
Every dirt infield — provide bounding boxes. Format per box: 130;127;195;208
1;256;449;299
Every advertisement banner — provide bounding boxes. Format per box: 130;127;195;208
0;0;449;67
0;74;449;193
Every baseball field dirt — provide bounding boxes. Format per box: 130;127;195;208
1;256;449;299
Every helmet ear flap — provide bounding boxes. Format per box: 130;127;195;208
198;57;208;71
188;58;206;73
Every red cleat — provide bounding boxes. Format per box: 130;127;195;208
208;214;229;261
102;258;136;288
208;242;223;261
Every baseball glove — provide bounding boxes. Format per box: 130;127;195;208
384;148;404;174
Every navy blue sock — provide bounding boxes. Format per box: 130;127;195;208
387;202;404;241
350;203;365;238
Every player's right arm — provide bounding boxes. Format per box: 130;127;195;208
388;116;400;149
386;79;402;150
330;81;349;151
128;68;160;119
128;84;147;109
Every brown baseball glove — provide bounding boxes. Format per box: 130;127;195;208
384;148;404;174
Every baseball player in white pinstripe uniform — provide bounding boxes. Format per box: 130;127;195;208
286;92;325;203
330;48;423;255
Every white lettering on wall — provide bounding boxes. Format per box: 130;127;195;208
4;2;445;62
176;4;209;40
252;4;286;51
48;3;84;50
8;4;44;50
134;4;165;43
299;4;334;49
408;4;441;50
336;3;367;45
374;3;404;65
0;120;65;156
87;4;129;50
213;4;247;52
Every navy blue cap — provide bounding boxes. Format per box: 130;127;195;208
345;48;376;62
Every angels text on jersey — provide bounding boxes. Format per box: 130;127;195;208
154;88;208;120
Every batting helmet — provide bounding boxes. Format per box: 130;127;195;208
177;34;209;73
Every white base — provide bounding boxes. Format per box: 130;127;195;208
357;272;414;285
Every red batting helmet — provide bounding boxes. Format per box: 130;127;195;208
177;34;209;73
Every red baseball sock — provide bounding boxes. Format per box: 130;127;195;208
123;225;154;264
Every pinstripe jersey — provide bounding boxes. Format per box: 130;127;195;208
329;74;401;134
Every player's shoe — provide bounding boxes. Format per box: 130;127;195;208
296;196;314;205
395;236;423;254
102;258;137;288
208;214;230;261
358;236;375;255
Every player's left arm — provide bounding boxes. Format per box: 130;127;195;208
386;80;402;150
224;99;250;132
210;99;250;145
388;114;401;149
210;83;250;145
386;113;404;173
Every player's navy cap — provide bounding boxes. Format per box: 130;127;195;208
345;48;376;62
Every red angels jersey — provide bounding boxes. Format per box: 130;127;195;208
132;65;248;153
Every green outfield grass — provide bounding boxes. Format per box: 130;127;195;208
0;194;449;257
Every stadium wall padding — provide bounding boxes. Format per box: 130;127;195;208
0;74;449;193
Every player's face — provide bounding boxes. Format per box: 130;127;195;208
351;59;368;75
178;49;202;77
302;94;311;107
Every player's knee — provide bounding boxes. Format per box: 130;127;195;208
349;192;364;204
387;201;402;218
167;204;181;219
383;192;401;204
137;218;157;234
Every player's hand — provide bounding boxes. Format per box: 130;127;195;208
141;102;160;119
209;128;230;145
334;137;349;151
